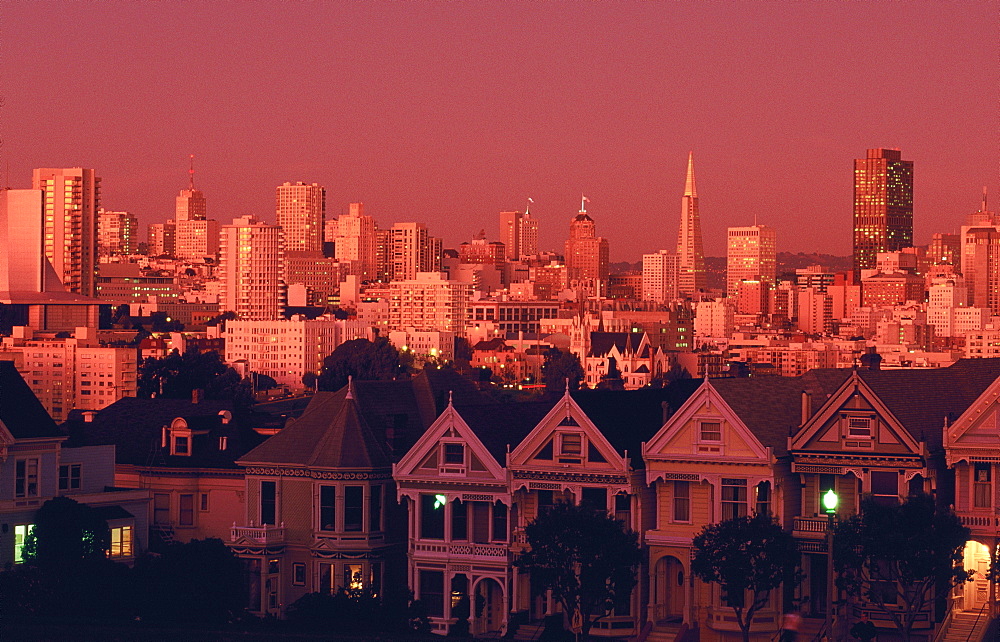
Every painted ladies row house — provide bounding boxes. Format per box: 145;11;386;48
224;359;1000;640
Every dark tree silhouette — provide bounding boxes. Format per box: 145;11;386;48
23;496;110;567
541;348;584;394
833;494;970;641
137;348;250;403
691;512;802;642
516;502;641;639
317;337;405;391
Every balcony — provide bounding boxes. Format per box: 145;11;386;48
792;516;830;540
957;511;1000;531
230;523;286;546
411;539;509;560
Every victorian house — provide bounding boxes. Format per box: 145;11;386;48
583;331;669;390
788;360;1000;635
507;388;655;638
230;381;400;617
63;392;262;547
642;375;813;640
942;360;1000;615
393;397;549;636
0;361;149;567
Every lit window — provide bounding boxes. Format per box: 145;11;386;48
14;524;34;563
108;525;133;557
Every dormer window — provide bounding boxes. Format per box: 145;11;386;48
173;435;189;456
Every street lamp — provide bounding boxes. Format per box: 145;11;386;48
823;489;839;641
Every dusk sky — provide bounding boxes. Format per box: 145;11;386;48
2;2;997;260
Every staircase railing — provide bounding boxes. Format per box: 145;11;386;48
965;601;990;642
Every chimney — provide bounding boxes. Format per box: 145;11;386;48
661;401;672;426
801;391;812;425
192;388;204;404
82;411;96;423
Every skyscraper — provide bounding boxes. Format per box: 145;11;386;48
726;225;776;296
853;148;913;273
328;202;378;280
173;167;218;261
564;197;609;290
98;209;139;257
499;207;538;261
32;168;101;296
676;153;705;296
276;181;325;254
220;215;285;320
390;222;441;281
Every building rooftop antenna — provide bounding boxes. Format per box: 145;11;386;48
188;154;195;190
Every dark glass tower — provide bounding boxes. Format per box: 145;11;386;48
853;148;913;274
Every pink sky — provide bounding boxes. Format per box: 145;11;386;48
1;1;997;260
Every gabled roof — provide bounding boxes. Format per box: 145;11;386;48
0;360;63;439
709;376;817;455
242;384;390;469
452;401;553;463
853;359;1000;451
567;379;704;468
588;332;635;358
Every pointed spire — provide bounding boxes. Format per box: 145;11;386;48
983;186;989;212
684;151;696;198
345;375;354;400
448;390;454;407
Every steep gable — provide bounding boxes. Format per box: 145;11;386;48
644;379;771;482
790;372;921;456
509;389;623;474
394;399;506;484
945;374;1000;464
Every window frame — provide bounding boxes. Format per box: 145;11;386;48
672;480;691;523
58;462;82;491
15;458;39;498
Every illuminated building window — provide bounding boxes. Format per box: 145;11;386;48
14;524;34;563
108;525;133;558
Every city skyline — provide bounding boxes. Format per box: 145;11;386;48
1;2;997;260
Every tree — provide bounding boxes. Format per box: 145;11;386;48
833;494;970;641
23;496;110;567
317;337;405;391
691;512;802;642
516;502;641;639
137;348;250;403
541;348;584;394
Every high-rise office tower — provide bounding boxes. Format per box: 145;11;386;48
726;225;776;296
276;182;325;254
961;192;1000;314
676;153;705;296
642;250;680;303
390;222;441;281
564;197;609;289
32;168;101;296
853;148;913;273
329;202;378;280
173;166;218;261
219;215;285;320
499;207;538;261
98;209;139;257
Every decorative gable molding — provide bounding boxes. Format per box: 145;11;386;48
507;388;625;478
643;379;771;484
393;398;507;486
945;376;1000;465
790;372;922;457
